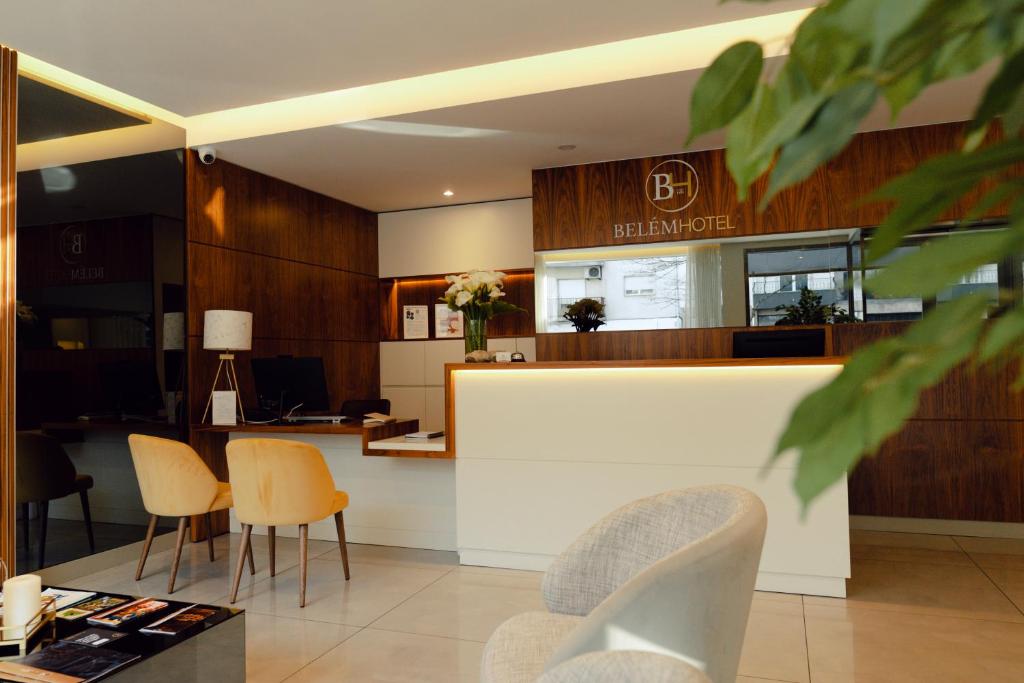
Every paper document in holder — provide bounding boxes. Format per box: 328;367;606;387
212;390;238;425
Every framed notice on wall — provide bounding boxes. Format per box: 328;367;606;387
403;305;429;339
435;305;463;338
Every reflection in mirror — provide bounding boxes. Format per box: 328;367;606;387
15;74;185;573
536;222;1015;334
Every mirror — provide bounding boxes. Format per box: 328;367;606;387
15;73;186;573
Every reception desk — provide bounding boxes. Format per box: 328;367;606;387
447;358;850;597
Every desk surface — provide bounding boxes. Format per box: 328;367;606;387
190;418;417;435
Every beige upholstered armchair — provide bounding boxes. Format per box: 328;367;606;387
482;485;767;683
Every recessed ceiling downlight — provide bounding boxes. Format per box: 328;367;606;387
443;189;454;197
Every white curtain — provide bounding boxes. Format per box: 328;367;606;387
683;245;723;328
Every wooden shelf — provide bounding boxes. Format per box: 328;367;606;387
365;435;450;459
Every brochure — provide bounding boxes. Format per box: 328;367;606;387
56;596;129;621
60;628;128;648
139;604;218;636
40;589;96;611
86;598;168;628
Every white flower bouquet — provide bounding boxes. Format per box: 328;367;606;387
441;270;525;354
441;270;524;320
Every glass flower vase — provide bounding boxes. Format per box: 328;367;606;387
464;317;488;355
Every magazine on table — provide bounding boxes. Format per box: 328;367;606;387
138;604;219;636
56;595;129;621
0;640;139;682
86;597;168;628
59;627;129;648
40;589;96;611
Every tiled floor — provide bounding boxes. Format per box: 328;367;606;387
61;529;1024;682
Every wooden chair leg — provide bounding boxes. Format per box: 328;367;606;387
268;526;276;577
334;511;350;581
20;503;29;557
38;501;49;569
299;524;308;608
205;513;216;562
135;515;158;580
79;490;96;553
246;535;255;575
229;524;252;604
168;517;188;594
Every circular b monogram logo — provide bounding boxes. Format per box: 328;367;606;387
645;159;699;213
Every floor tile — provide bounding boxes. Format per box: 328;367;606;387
804;558;1023;622
244;613;359;683
342;543;460;570
851;530;959;551
370;569;546;642
224;559;448;627
977;565;1024;614
805;603;1024;682
284;628;484;683
738;600;809;683
954;536;1024;556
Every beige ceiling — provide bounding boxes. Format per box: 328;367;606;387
217;64;991;213
0;0;816;115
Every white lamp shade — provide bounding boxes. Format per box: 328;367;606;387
203;310;252;351
162;312;185;351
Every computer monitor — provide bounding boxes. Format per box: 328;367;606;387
732;328;826;359
98;360;164;416
251;356;331;415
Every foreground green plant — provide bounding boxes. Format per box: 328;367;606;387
689;0;1024;507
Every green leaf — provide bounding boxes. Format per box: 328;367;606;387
867;229;1024;298
980;306;1024;362
870;0;932;66
778;294;990;508
968;48;1024;136
762;81;878;207
725;84;778;200
866;139;1024;261
687;41;764;143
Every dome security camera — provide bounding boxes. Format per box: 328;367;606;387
197;146;217;165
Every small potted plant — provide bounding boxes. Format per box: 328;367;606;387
774;288;858;325
563;298;606;332
441;270;525;357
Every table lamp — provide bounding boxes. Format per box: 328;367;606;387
201;310;252;424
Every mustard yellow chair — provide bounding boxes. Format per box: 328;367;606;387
128;434;253;593
226;438;350;607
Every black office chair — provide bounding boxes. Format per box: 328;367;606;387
340;399;391;418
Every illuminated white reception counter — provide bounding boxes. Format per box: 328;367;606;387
448;359;850;598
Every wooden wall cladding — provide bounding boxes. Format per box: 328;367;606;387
536;325;833;363
533;121;1004;251
188;156;377;276
186;152;381;421
379;270;535;341
0;44;17;571
186;152;380;539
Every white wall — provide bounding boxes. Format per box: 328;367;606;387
381;338;536;431
378;198;534;277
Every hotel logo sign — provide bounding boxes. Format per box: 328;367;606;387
645;159;699;212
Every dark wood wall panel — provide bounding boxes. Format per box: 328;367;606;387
850;420;1024;522
186;152;380;539
533;122;1005;251
188;243;378;344
0;44;17;570
379;270;535;341
188;157;377;276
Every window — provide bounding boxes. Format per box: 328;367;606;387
745;244;852;326
623;275;655;297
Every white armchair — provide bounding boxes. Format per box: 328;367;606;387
537;651;712;683
481;485;767;683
